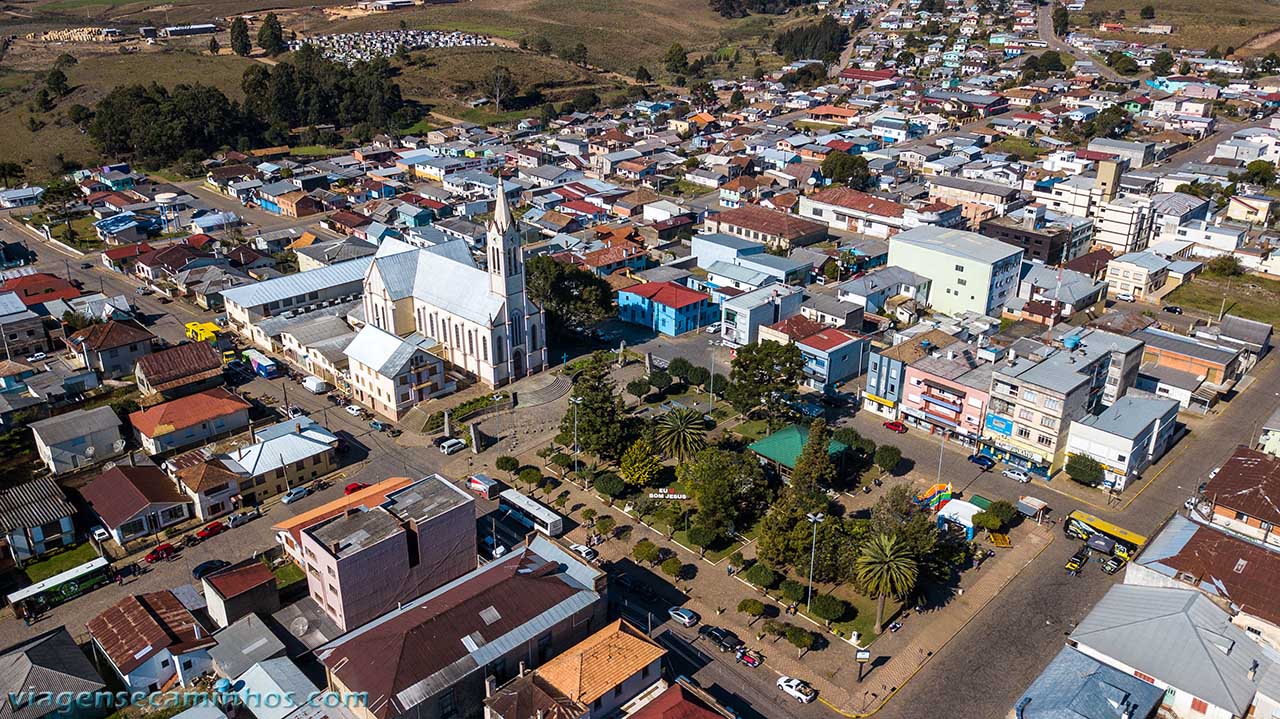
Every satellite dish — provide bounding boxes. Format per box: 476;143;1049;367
290;616;310;635
85;446;96;457
231;680;246;692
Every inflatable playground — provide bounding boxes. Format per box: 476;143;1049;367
914;483;979;540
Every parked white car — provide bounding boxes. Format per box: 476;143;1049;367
345;404;362;417
1115;292;1136;303
1002;468;1030;483
777;677;817;704
439;438;467;455
704;322;722;334
569;543;598;562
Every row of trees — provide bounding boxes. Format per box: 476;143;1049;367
85;46;407;166
229;14;287;57
772;16;849;62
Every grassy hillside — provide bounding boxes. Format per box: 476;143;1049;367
0;50;256;177
330;0;775;75
1069;0;1280;54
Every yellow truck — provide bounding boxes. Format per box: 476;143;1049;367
184;322;233;356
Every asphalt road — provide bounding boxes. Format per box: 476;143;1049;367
862;350;1280;719
1035;2;1144;84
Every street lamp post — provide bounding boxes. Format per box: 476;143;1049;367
569;396;583;478
806;512;824;611
706;340;719;411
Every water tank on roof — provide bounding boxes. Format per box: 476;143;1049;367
1063;335;1081;351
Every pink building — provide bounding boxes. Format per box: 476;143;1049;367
899;340;993;448
298;474;475;631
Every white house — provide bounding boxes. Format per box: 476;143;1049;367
87;590;215;692
886;225;1023;317
28;407;125;476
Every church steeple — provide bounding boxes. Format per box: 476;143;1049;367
487;176;521;297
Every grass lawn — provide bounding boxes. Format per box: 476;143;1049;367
1164;271;1280;326
288;145;343;158
24;543;100;584
272;561;305;589
668;180;717;198
672;529;743;562
734;419;771;442
830;590;894;645
990;137;1047;161
52;214;102;250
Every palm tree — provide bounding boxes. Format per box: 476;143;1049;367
855;533;918;635
653;407;707;463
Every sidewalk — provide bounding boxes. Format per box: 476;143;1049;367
486;425;1055;716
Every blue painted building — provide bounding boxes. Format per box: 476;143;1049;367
617;281;712;336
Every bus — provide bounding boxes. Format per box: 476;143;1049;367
6;557;113;616
1063;510;1147;560
498;489;564;537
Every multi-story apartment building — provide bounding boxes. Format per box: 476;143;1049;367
863;329;957;418
978;205;1094;263
297;474;475;632
1093;195;1154;254
979;328;1144;476
1104;251;1171;300
719;285;804;347
899;339;994;448
887;226;1024;317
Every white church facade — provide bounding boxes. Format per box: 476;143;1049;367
361;187;547;387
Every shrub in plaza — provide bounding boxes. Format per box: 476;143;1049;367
875;445;902;474
786;625;815;657
742;562;778;590
633;539;661;565
737;598;767;624
495;455;519;479
780;579;807;605
809;594;848;626
661;556;682;578
594;473;626;505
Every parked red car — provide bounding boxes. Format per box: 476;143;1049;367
196;521;227;540
883;420;908;434
145;543;176;564
345;482;370;495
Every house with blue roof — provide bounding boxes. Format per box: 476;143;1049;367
1014;645;1164;719
94;212;153;244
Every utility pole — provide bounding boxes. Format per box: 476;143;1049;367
569;395;583;477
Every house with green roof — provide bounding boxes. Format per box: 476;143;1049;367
748;424;848;475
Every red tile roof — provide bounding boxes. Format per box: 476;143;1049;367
622;282;709;310
628;685;725;719
82;465;189;529
87;591;215;675
808;187;905;218
581;240;644;269
765;315;827;341
136;342;222;389
710;205;826;241
128;387;250;438
0;273;80;306
206;562;275;599
1144;518;1280;628
103;243;154;261
1206;447;1280;526
68;320;154;352
800;328;860;352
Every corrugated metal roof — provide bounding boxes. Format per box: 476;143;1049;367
221;258;371;310
0;477;71;532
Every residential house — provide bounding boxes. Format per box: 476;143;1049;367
719;284;805;347
0;274;79;308
702;206;827;251
344;325;455;421
29;407;125;476
0;628;106;719
65;321;155;380
81;465;191;544
208;615;286;679
129;387;252;455
617;283;714;337
87;591;215;692
796;329;869;393
299;474;475;632
316;536;608;719
135;342;224;401
1105;252;1171;301
203;561;279;630
1201;446;1280;551
798;187;962;238
1068;584;1280;719
1006;261;1108;326
863;329;957;419
836;266;931;315
1014;645;1164;719
1127;514;1280;652
486;620;666;719
0;477;75;564
0;292;51;361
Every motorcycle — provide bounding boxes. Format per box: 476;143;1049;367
735;648;763;668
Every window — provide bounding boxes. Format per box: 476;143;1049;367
1235;511;1249;521
1018;409;1034;421
160;659;170;668
1036;434;1054;447
1039;416;1056;429
954;264;964;272
1190;698;1208;715
1022;390;1038;403
957;278;967;286
1016;427;1031;439
182;659;193;670
437;689;458;719
1043;396;1062;411
1133;670;1155;684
